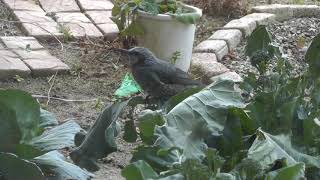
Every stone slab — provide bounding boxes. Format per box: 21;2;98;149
20;22;63;38
191;53;229;79
13;11;56;23
194;40;229;60
55;12;92;23
39;0;81;13
13;50;59;60
24;59;70;76
223;18;257;37
252;4;294;21
85;11;113;24
59;23;104;38
1;36;44;50
97;24;118;39
241;13;276;25
209;29;242;50
77;0;113;11
2;0;44;11
210;71;242;83
290;5;320;17
0;50;31;78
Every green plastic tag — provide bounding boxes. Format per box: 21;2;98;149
114;73;142;98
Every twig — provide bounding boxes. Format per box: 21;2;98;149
46;72;57;106
32;95;97;102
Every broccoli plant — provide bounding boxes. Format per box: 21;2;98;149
0;89;92;180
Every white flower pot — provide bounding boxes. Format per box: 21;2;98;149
137;5;202;72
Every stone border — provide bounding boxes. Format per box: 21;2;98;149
192;4;320;83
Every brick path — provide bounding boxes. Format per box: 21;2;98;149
0;36;69;78
2;0;117;39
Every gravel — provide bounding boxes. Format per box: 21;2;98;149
221;17;320;77
0;1;23;36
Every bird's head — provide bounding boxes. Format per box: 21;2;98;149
111;47;156;66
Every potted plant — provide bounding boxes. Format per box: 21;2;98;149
111;0;202;72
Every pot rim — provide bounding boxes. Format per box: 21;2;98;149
137;4;202;21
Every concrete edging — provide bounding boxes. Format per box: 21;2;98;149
192;4;320;83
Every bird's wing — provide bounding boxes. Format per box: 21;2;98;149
151;59;203;86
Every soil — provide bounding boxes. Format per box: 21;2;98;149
0;0;319;179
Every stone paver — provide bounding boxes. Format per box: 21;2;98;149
210;71;242;83
85;11;113;24
13;11;55;23
86;11;119;38
194;40;229;60
97;24;119;39
209;29;242;50
2;0;44;12
39;0;81;13
290;5;320;17
191;53;229;79
24;59;69;76
55;13;103;38
252;4;294;21
12;50;58;60
223;18;257;37
241;13;276;25
55;12;92;23
1;36;44;50
77;0;113;11
0;50;31;78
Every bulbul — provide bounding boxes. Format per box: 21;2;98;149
113;47;204;101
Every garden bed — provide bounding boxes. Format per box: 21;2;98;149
222;17;320;77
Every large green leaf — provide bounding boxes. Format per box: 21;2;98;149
70;100;129;172
245;25;273;58
248;129;320;171
0;152;45;180
0;102;21;152
39;109;58;128
121;160;159;180
266;162;305;180
305;33;320;77
154;79;245;159
138;110;165;144
0;89;40;142
29;120;83;152
33;151;93;180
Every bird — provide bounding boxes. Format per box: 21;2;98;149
112;47;204;101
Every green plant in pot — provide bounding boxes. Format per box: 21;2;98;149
111;0;202;72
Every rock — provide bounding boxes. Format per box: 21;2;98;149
85;11;113;24
194;40;229;60
241;13;276;25
77;0;113;11
210;72;242;83
2;0;44;12
223;18;257;37
38;0;80;12
1;36;44;50
209;29;242;50
0;50;31;79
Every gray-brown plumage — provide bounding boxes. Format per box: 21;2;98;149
113;47;204;101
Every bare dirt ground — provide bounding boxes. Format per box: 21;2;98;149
0;0;319;179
